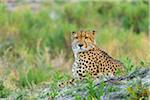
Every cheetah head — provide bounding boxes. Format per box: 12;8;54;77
71;30;96;53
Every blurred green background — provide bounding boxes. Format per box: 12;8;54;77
0;0;149;93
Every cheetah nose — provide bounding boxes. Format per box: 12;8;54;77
78;44;83;48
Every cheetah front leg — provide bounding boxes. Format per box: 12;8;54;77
58;77;84;88
58;63;84;88
58;78;75;88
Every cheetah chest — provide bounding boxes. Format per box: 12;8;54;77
72;49;99;79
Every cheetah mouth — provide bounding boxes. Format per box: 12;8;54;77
79;48;85;51
72;47;86;53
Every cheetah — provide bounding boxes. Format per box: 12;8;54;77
59;30;125;88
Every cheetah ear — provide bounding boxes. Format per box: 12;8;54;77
92;30;96;36
71;31;76;36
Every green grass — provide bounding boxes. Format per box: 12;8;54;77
17;66;51;88
0;1;149;99
48;63;149;99
0;81;10;98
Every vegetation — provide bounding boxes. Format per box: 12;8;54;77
0;81;10;98
0;0;149;99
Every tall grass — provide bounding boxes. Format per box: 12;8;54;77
0;1;149;98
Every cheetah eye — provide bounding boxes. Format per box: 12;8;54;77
74;37;78;39
85;37;88;39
